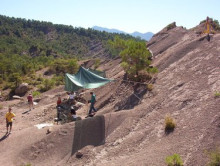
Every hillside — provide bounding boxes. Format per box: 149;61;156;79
92;26;154;41
0;15;138;59
0;20;220;166
0;15;140;96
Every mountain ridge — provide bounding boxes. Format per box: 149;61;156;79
92;25;154;41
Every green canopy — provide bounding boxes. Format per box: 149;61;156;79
65;66;112;91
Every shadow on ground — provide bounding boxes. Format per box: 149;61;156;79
71;115;105;155
0;133;10;142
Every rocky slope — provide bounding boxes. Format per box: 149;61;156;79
0;22;219;166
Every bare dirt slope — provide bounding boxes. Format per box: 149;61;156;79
0;24;220;166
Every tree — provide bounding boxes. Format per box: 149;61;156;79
8;73;22;87
67;59;79;74
120;40;151;76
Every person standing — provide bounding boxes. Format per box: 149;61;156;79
68;92;76;104
70;105;77;120
27;93;34;110
5;107;16;133
88;92;97;115
57;96;62;107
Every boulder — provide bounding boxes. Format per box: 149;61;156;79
15;83;29;96
13;95;22;100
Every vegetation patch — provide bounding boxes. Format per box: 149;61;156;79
147;84;154;91
147;66;158;74
0;15;140;92
20;164;31;166
108;36;157;82
206;148;220;166
32;91;41;98
165;115;176;133
94;58;101;69
38;79;55;92
165;153;183;166
214;91;220;98
166;22;176;31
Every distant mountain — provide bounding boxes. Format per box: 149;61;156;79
131;31;154;41
92;26;125;34
92;26;154;41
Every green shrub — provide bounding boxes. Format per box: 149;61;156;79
21;164;31;166
147;67;158;74
39;79;55;92
147;84;154;91
32;80;42;86
94;58;101;69
8;73;22;87
165;115;176;133
165;153;183;166
207;149;220;166
3;82;14;90
28;73;36;79
166;22;176;31
37;84;44;90
214;91;220;98
37;76;44;82
32;91;41;98
0;104;3;109
52;75;64;86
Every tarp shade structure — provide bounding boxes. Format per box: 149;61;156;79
88;68;106;78
65;66;112;91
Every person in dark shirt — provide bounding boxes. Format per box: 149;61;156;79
88;92;97;115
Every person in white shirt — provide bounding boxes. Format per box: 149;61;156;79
68;91;76;104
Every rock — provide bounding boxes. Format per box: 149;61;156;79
13;95;22;100
46;129;51;134
15;83;29;96
76;151;83;158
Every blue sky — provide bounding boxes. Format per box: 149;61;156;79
0;0;219;33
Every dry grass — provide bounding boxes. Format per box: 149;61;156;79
147;84;154;91
165;115;176;133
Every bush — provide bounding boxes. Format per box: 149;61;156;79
21;164;31;166
8;73;22;87
165;115;176;133
32;91;41;98
37;76;44;82
52;75;64;86
166;22;176;31
207;149;220;166
94;58;101;69
214;91;220;98
28;73;36;79
39;79;55;92
147;67;158;74
147;84;154;91
3;82;14;90
165;154;183;166
0;104;3;109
